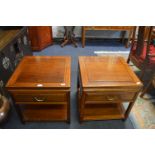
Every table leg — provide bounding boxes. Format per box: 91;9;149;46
82;27;85;48
124;92;139;120
79;92;85;123
67;92;70;124
61;39;69;47
15;104;25;124
124;101;134;120
121;31;126;44
126;30;133;48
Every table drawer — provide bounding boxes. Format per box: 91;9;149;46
85;92;136;102
12;91;67;103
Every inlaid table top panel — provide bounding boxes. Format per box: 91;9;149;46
79;56;142;88
6;56;71;89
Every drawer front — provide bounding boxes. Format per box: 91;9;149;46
85;92;136;102
11;91;67;103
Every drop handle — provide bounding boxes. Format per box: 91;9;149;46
33;97;46;102
106;96;115;101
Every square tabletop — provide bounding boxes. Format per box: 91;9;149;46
78;56;142;88
6;56;71;89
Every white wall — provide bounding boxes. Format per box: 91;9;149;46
52;26;129;38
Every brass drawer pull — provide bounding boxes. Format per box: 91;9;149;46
33;97;46;102
106;96;116;101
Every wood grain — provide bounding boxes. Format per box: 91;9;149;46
82;26;135;48
83;103;125;120
21;104;67;121
79;56;142;88
6;56;71;88
6;56;71;123
28;26;53;51
78;56;142;122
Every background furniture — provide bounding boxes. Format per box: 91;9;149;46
0;27;32;91
151;27;155;45
6;56;71;123
0;26;32;123
82;26;135;48
28;26;53;51
127;26;155;80
78;56;142;122
140;73;155;97
61;26;77;47
0;94;10;123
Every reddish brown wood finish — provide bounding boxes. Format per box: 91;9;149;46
140;74;155;97
127;26;155;80
82;26;134;48
28;26;53;51
6;56;71;123
78;56;142;122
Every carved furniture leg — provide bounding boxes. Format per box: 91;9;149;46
61;39;69;47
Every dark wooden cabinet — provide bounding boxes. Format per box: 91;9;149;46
0;27;32;90
28;26;53;51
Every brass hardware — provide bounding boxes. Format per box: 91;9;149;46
37;84;43;87
0;94;10;123
33;97;45;102
106;96;115;101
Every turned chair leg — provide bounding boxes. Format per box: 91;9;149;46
61;39;69;47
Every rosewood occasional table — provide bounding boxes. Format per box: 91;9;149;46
78;56;142;122
82;26;135;48
6;56;71;123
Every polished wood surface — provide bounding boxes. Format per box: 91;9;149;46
79;56;141;88
6;56;71;123
28;26;53;51
83;103;125;120
21;104;67;121
82;26;134;48
6;56;70;88
10;90;67;104
85;91;136;103
78;56;142;122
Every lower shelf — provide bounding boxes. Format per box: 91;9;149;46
82;103;125;121
20;104;67;122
